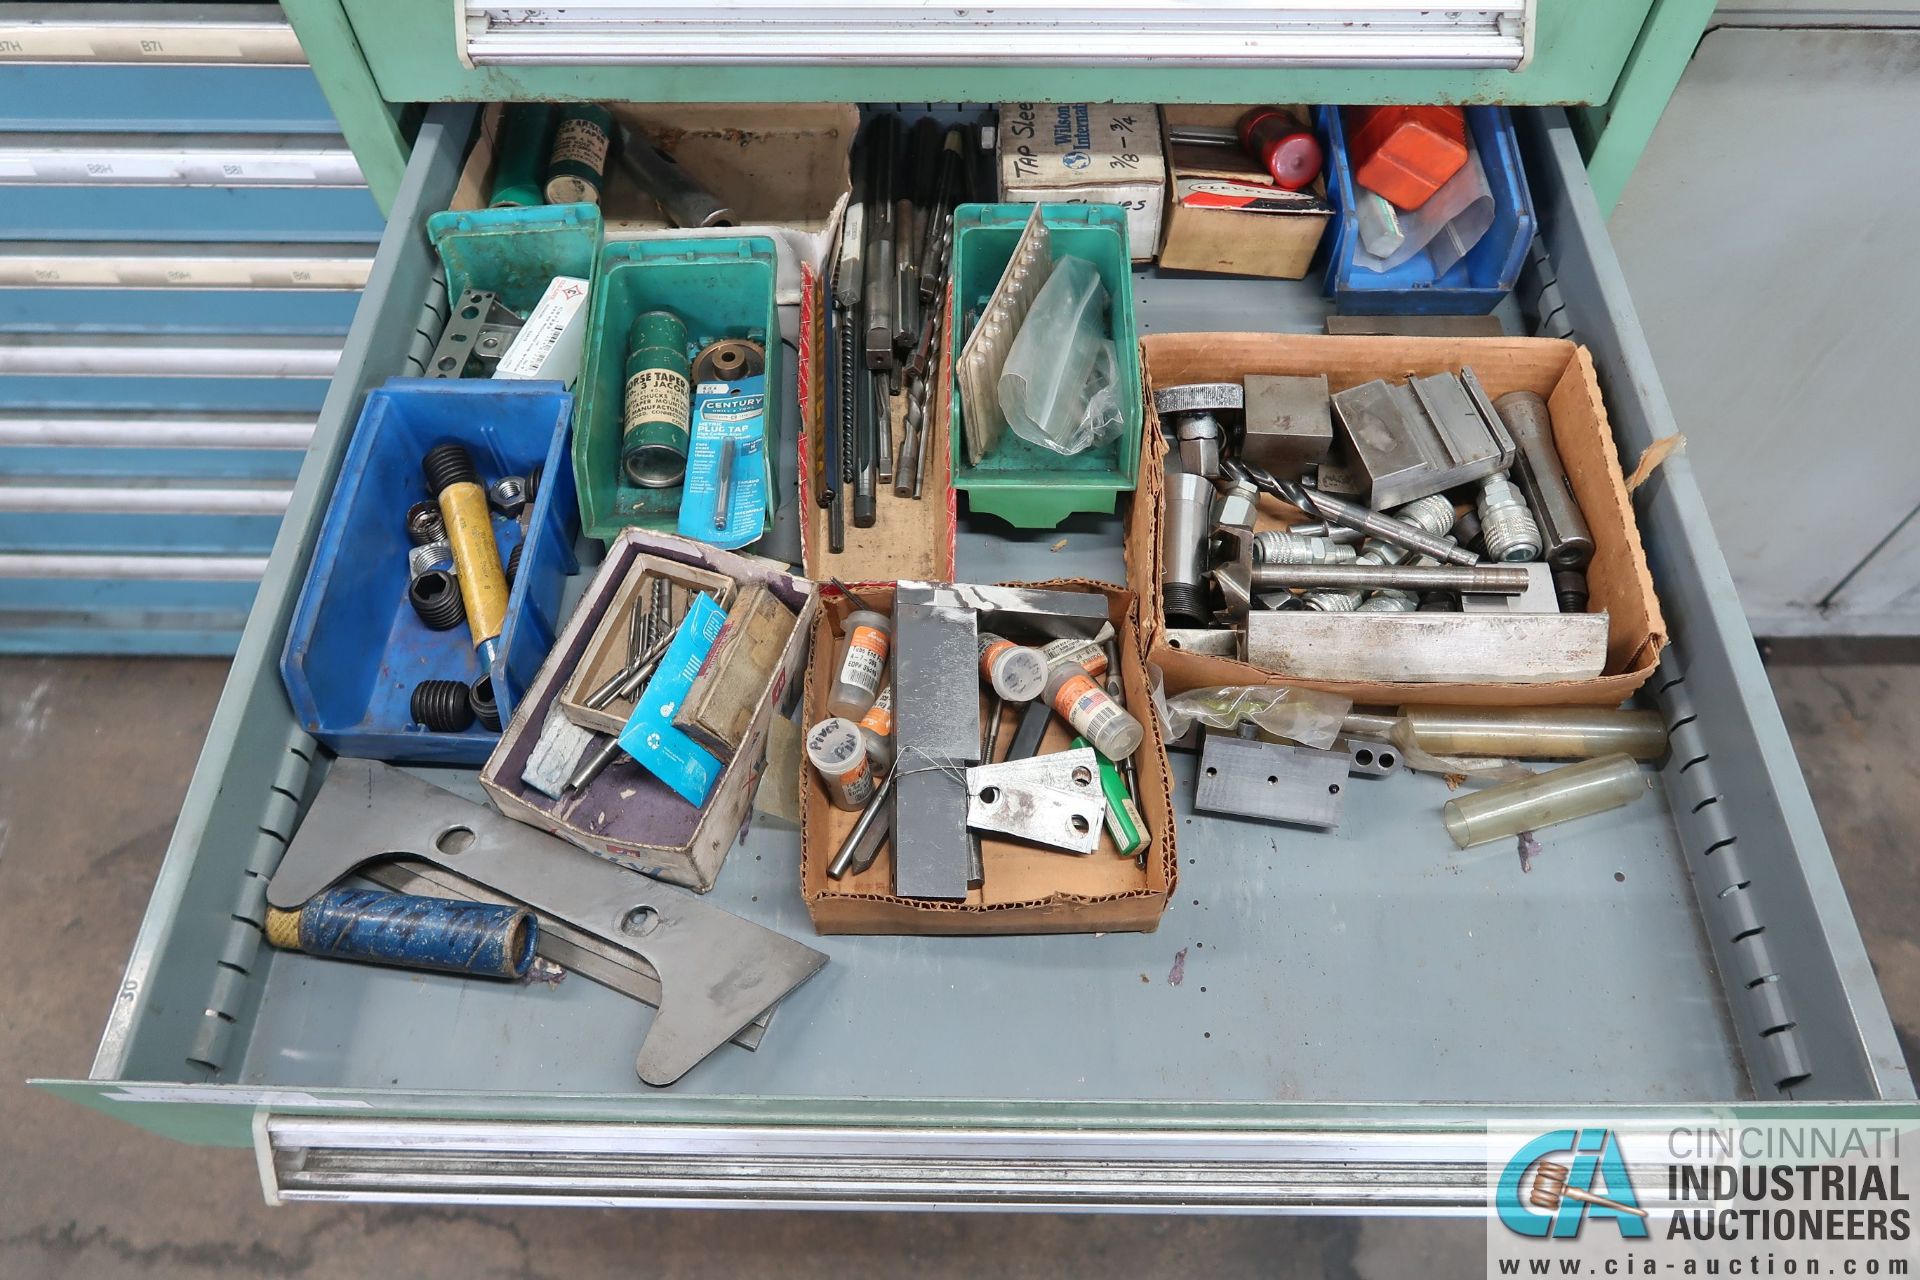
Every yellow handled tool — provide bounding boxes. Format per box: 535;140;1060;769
422;442;510;667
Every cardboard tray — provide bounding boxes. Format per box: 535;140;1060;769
794;260;958;583
1126;332;1667;707
1156;105;1334;281
799;580;1177;936
480;528;817;892
453;102;857;307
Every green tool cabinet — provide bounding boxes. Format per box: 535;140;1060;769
283;0;1713;216
36;7;1917;1210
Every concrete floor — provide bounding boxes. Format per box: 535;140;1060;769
1;648;1913;1279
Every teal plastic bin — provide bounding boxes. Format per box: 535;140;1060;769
426;203;604;315
946;203;1141;530
573;236;780;543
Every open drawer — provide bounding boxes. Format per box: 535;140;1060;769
37;104;1912;1211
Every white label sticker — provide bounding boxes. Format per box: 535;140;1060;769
623;368;691;434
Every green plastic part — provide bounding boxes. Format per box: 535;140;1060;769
573;236;781;543
1073;734;1145;857
947;203;1142;530
488;104;557;208
427;202;604;316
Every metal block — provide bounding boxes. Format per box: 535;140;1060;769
895;581;1112;645
1340;739;1403;777
1160;628;1240;658
1461;562;1561;613
1242;374;1332;473
1324;314;1506;338
890;602;980;901
1194;734;1347;829
1330;369;1515;509
1244;610;1610;683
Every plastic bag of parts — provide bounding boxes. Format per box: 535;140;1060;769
996;256;1124;456
1354;142;1494;275
1164;685;1351;750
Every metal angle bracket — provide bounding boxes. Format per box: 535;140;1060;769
964;749;1107;854
1194;734;1348;829
266;761;829;1086
427;288;523;379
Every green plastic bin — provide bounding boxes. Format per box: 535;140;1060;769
426;203;603;314
946;203;1141;530
574;235;780;542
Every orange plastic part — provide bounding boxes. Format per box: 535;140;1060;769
1344;106;1469;211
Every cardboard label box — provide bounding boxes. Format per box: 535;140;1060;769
998;103;1165;262
1157;105;1333;280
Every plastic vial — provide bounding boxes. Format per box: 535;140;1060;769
857;684;894;770
1441;753;1650;849
977;633;1048;702
826;608;892;719
1040;636;1108;677
1043;661;1144;762
805;717;876;811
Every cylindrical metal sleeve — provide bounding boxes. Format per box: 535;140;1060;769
405;500;446;546
1403;707;1668;761
430;464;509;650
1441;754;1650;849
1161;471;1214;625
285;888;537;979
1250;563;1531;593
1495;390;1595;570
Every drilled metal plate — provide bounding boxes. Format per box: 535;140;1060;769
1193;734;1347;828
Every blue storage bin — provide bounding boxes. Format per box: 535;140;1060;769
1318;105;1535;315
281;378;579;764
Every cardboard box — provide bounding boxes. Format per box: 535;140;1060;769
481;529;817;892
799;580;1177;936
1156;106;1333;280
1126;332;1667;707
557;553;736;735
997;103;1165;262
454;102;857;306
675;582;800;760
793;264;958;583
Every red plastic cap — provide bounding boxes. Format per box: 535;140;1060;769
1345;105;1469;210
1236;106;1324;191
